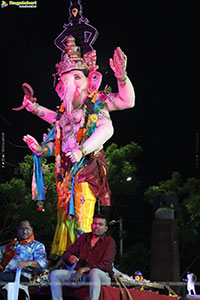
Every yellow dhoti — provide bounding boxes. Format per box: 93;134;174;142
74;181;96;233
50;180;96;259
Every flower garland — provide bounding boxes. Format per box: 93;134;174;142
76;85;111;145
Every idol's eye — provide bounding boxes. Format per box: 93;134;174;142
74;74;81;80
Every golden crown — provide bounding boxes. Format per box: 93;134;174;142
56;35;98;76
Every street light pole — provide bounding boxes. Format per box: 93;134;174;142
119;217;123;257
109;218;123;257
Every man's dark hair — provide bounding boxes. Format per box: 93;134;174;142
17;219;32;228
93;214;107;225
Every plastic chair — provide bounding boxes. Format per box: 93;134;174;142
2;269;30;300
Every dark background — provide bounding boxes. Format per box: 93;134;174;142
1;2;200;187
0;1;200;284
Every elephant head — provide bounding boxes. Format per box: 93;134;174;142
55;69;102;117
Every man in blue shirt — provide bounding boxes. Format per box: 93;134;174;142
0;219;48;283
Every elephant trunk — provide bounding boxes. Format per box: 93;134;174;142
63;81;76;118
66;100;72;119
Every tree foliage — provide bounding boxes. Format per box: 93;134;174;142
105;141;142;198
0;155;57;253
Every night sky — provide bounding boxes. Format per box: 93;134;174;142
1;1;200;187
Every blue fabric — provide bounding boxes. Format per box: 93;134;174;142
69;176;76;216
74;228;84;236
33;126;55;201
33;153;45;200
44;143;51;157
45;126;55;142
69;157;85;216
66;261;77;270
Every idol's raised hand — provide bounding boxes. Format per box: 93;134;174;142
22;95;36;112
109;47;127;82
23;134;43;155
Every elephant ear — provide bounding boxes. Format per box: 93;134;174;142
87;71;102;94
55;80;64;100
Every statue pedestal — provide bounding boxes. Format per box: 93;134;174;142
150;218;180;281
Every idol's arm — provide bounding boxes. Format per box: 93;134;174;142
66;110;113;163
81;113;114;155
23;97;57;124
106;76;135;111
106;46;135;111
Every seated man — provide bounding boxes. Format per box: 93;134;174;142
0;219;48;284
50;214;116;300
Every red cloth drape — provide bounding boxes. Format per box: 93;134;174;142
67;286;180;300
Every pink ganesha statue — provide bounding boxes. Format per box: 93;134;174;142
21;35;135;259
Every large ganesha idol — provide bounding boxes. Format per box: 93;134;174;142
17;2;135;259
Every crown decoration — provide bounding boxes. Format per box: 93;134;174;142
56;35;98;76
54;0;98;55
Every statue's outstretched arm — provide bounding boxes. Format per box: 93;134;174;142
106;47;135;111
23;97;57;124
